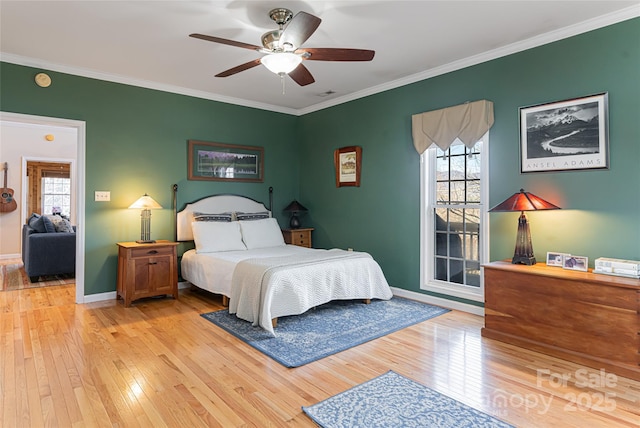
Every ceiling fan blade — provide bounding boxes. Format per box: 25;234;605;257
215;58;263;77
298;48;375;61
288;64;315;86
279;12;321;50
189;33;261;51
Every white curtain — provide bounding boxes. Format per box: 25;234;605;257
412;100;494;153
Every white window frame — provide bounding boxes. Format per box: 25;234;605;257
419;133;489;303
42;176;72;217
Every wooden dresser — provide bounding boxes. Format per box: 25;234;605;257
482;261;640;381
116;240;179;307
282;228;314;248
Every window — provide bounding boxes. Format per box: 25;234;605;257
42;176;71;217
420;135;488;302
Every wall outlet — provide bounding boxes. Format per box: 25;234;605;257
95;191;110;201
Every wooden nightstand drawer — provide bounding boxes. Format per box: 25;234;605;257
282;228;314;248
131;246;174;258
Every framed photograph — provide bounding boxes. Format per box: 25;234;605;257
562;255;588;272
188;140;263;182
520;93;609;173
546;252;568;267
334;146;362;187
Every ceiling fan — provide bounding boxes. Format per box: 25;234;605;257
189;8;375;86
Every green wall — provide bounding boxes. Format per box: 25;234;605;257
298;18;640;300
1;18;638;303
0;64;299;295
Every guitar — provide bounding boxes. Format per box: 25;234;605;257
1;162;17;213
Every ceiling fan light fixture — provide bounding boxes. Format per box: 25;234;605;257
261;52;302;75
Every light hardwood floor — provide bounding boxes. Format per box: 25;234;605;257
1;284;638;427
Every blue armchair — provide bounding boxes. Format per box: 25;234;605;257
22;223;76;282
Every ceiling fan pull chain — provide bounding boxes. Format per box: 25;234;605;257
280;73;286;94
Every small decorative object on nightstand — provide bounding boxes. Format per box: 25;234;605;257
282;227;314;248
283;200;308;229
116;240;179;307
128;193;162;243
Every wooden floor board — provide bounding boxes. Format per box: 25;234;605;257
1;282;639;427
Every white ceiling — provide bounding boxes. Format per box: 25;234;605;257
1;1;638;115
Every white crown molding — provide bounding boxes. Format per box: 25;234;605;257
0;52;299;116
1;5;638;117
298;5;640;115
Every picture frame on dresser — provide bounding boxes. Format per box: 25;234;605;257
519;93;609;173
546;252;568;267
188;140;264;182
562;255;588;271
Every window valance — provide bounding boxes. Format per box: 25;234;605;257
411;99;494;153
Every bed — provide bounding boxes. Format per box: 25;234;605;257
176;190;393;335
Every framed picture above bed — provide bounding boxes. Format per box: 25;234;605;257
334;146;362;187
188;140;264;182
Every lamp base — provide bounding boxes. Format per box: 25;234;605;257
512;211;536;265
136;239;156;244
512;255;536;265
289;214;301;229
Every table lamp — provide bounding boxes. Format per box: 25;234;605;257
489;189;560;265
283;200;308;229
129;193;162;243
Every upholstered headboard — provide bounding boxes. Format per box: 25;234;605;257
174;186;272;241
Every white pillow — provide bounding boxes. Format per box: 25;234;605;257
239;218;285;249
191;221;247;253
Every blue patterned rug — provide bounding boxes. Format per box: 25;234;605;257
201;297;449;367
303;371;513;428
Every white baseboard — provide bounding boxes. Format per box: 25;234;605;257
81;282;191;304
80;283;484;316
390;286;485;316
0;253;21;260
82;291;117;304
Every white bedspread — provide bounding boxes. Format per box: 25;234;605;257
182;245;340;296
228;249;392;335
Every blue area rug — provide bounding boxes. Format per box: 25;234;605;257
303;371;513;428
201;297;449;367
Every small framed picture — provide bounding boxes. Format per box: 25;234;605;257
562;255;588;272
334;146;362;187
546;252;568;267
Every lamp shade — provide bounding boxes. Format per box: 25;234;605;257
284;200;308;212
128;194;162;210
261;53;302;74
489;189;559;212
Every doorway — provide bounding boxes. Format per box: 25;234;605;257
25;160;72;219
0;112;85;303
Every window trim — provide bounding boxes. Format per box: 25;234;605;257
42;176;72;217
419;135;489;303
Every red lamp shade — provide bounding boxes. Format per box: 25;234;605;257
489;189;560;212
489;189;560;265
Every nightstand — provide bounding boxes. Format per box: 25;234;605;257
116;240;179;307
282;228;314;248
